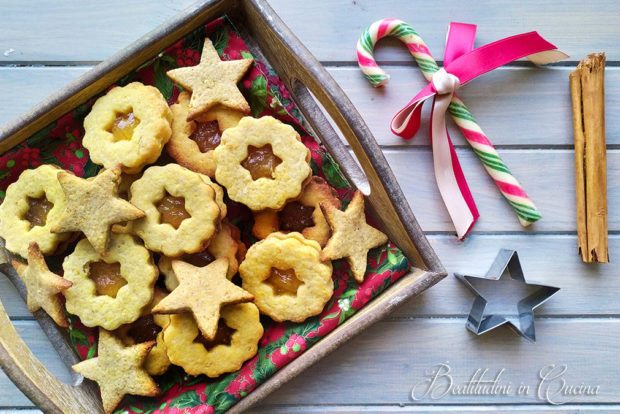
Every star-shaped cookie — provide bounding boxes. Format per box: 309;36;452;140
152;257;253;340
166;38;253;120
51;165;145;255
11;242;72;328
320;190;388;283
72;329;160;414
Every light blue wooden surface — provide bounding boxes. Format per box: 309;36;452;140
1;0;618;412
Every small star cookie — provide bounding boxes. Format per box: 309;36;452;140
51;165;145;255
11;242;72;328
72;329;160;414
152;257;254;340
320;190;388;283
166;38;253;120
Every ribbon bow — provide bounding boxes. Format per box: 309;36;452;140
357;20;567;238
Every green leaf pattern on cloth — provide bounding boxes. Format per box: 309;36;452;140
0;16;411;414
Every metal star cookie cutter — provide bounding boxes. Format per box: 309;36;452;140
455;249;559;342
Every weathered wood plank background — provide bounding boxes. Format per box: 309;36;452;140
1;0;618;412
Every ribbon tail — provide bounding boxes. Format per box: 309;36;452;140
430;94;479;239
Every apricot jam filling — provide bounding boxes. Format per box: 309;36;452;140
241;144;282;180
108;111;140;142
156;192;190;229
182;250;216;268
278;201;315;232
266;268;303;295
25;196;53;228
194;319;236;350
128;315;162;343
191;120;221;153
89;261;127;298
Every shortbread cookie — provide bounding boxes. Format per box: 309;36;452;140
166;38;253;120
128;164;221;257
163;303;263;377
252;176;342;246
115;288;170;376
51;165;145;255
166;92;243;177
63;234;158;330
320;190;388;282
72;329;160;414
152;257;253;340
159;221;242;290
11;242;72;328
83;82;172;173
239;232;333;322
0;165;71;257
214;116;311;211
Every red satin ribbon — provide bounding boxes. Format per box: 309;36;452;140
391;23;564;238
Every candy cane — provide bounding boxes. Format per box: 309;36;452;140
357;18;547;229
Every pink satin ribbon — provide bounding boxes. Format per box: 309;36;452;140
392;23;564;238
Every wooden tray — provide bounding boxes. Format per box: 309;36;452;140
0;0;446;412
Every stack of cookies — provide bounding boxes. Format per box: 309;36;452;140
0;37;388;413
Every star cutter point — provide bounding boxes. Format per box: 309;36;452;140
455;249;559;342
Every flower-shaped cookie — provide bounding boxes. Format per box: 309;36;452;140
252;176;342;246
214;116;311;211
128;164;221;257
239;232;333;322
0;165;71;257
63;233;158;330
83;82;172;174
163;303;263;377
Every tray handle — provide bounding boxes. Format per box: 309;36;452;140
244;0;443;272
0;298;103;413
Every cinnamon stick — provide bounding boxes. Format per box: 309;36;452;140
569;53;608;263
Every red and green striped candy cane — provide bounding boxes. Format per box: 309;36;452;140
356;18;545;229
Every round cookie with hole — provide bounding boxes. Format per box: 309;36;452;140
213;116;312;211
62;233;158;330
0;164;72;258
239;232;333;322
83;82;172;174
128;163;222;257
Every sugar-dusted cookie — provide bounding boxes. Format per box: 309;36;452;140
0;165;72;258
114;288;170;376
320;190;388;283
214;116;312;211
152;258;253;340
11;242;72;328
252;176;342;246
239;232;333;322
166;92;243;178
159;221;242;290
51;165;145;255
163;303;263;377
63;233;158;330
166;38;253;120
83;82;172;173
72;329;160;414
128;164;221;257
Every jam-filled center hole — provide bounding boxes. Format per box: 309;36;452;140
278;201;315;232
194;319;236;350
127;315;162;343
107;110;140;142
89;261;127;298
156;191;191;229
190;120;221;153
182;250;216;268
241;144;282;180
25;195;54;228
266;268;303;296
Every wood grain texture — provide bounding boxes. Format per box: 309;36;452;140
2;0;620;62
